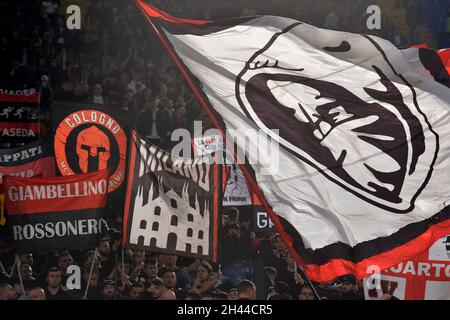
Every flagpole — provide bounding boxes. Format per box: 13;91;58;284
113;250;118;300
137;3;325;292
297;265;321;300
121;248;125;286
15;254;25;296
82;249;98;299
253;252;271;300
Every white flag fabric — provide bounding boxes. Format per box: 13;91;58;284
138;1;450;282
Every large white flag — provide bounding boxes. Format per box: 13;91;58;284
137;1;450;282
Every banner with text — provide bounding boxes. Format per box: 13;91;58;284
0;88;40;144
0;138;55;244
364;234;450;300
4;170;109;253
52;101;132;215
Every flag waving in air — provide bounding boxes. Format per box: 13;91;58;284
136;1;450;282
4;170;110;253
122;131;221;261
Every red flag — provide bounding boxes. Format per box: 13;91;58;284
4;170;110;253
364;234;450;300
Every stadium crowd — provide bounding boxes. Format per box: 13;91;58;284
0;206;367;300
0;0;444;300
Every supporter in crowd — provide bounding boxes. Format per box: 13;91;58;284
264;266;277;288
220;222;252;288
100;280;115;300
190;260;213;293
81;268;102;300
139;257;158;286
298;285;315;301
56;251;74;278
334;275;364;300
268;281;292;300
28;287;46;300
159;289;177;300
19;264;37;289
160;268;178;292
87;83;109;106
128;281;145;300
227;287;239;300
0;283;15;300
237;279;256;300
159;254;191;290
145;277;165;300
45;267;72;300
315;279;339;300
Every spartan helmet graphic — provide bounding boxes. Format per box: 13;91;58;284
76;125;110;173
236;23;437;213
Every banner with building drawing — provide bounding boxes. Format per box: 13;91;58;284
122;130;221;261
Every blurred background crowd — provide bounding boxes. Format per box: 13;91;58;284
0;0;448;140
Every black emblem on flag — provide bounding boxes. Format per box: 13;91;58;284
236;23;438;213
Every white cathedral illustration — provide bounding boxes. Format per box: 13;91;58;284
129;177;211;256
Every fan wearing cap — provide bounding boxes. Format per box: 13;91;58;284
143;277;165;300
227;288;239;300
0;283;16;300
101;280;115;300
335;275;363;300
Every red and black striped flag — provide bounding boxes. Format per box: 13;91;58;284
3;170;110;253
0;138;55;245
0;138;55;184
0;88;40;144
